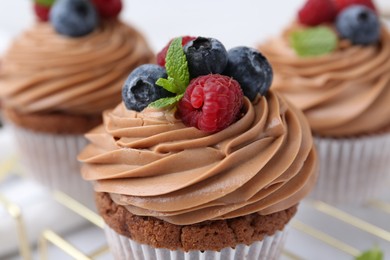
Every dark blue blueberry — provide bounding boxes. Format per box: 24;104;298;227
224;47;273;101
50;0;98;37
336;5;381;45
183;37;228;78
122;64;173;112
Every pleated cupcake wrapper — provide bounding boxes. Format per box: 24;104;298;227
104;224;286;260
9;124;95;209
310;133;390;205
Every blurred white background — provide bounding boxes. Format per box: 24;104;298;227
0;0;301;54
0;0;388;54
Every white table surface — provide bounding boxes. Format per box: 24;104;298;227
1;1;390;260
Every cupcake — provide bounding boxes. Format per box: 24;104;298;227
0;0;154;206
260;0;390;204
79;36;317;259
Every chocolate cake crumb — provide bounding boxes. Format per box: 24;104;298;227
96;192;297;251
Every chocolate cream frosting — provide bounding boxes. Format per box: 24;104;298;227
260;27;390;137
0;20;154;115
79;91;317;225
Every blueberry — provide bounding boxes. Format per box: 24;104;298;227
336;5;381;45
224;47;273;101
50;0;98;37
122;64;174;112
183;37;228;78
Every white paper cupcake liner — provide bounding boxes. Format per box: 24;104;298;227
310;132;390;204
104;224;287;260
8;123;95;208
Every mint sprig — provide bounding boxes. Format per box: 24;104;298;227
150;37;190;109
156;37;190;93
356;246;384;260
149;94;184;109
290;26;338;57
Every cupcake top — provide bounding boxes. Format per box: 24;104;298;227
79;36;317;225
261;0;390;137
0;0;154;116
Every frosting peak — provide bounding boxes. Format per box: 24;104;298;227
0;20;154;115
79;91;317;225
261;27;390;137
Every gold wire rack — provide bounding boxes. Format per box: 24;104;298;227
1;154;389;260
0;155;110;260
38;191;109;260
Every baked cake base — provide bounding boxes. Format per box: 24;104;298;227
95;192;297;252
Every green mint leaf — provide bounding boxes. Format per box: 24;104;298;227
152;37;190;109
290;26;338;57
148;94;184;109
36;0;55;6
356;246;384;260
156;77;179;94
164;37;190;94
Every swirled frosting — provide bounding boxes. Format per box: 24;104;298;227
260;26;390;137
79;91;317;225
0;20;154;115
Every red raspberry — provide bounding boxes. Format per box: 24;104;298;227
34;4;51;22
92;0;122;18
334;0;377;13
157;36;196;67
298;0;337;26
177;74;243;133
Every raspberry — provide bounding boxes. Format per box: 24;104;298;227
334;0;377;13
157;36;196;67
34;4;51;22
298;0;337;26
92;0;122;18
177;74;243;133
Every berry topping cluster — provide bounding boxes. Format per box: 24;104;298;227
294;0;381;56
122;36;273;133
34;0;122;37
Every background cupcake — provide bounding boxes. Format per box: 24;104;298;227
79;36;317;259
0;0;154;206
260;0;390;204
